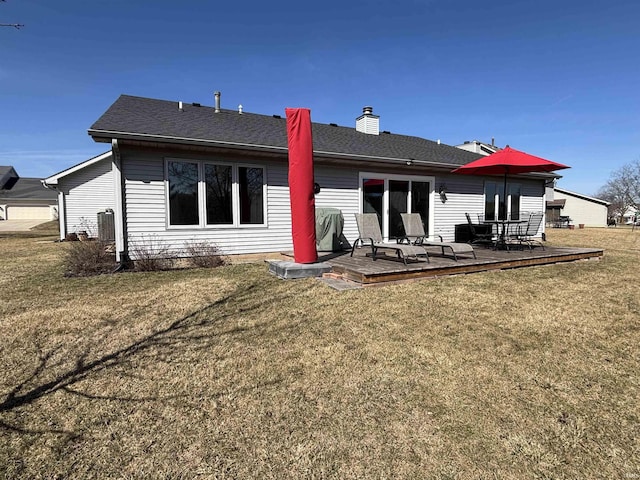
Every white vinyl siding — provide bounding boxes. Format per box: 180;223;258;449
431;175;544;242
432;175;484;242
123;152;291;257
314;166;360;245
58;157;115;236
116;149;550;256
121;151;365;258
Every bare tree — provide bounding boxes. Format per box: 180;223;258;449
596;160;640;222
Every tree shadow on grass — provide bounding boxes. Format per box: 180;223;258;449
0;279;300;423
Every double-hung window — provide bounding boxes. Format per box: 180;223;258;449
167;159;266;228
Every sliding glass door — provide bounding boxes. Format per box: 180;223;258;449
360;174;434;241
389;180;409;239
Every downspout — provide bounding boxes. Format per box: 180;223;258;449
111;139;128;267
41;180;65;241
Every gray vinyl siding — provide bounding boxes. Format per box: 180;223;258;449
59;158;115;236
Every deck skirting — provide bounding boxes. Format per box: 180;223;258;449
326;246;603;285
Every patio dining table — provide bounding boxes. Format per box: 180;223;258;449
482;219;528;250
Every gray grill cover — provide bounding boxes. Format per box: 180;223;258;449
315;208;344;252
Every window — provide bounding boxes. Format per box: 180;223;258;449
238;167;264;224
166;159;266;228
205;164;233;225
484;182;498;221
168;161;199;225
484;181;521;220
509;184;521;220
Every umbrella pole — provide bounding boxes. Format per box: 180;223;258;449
503;171;508;220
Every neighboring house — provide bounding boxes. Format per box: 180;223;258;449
620;206;639;225
546;187;609;228
43;151;115;238
0;166;57;221
45;94;555;261
455;140;500;156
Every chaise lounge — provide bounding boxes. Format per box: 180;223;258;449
400;213;477;261
351;213;429;265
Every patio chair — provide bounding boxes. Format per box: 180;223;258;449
351;213;429;265
465;213;495;247
400;213;476;261
517;212;545;250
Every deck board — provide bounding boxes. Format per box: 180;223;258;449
324;245;603;285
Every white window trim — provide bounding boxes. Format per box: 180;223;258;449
165;157;267;229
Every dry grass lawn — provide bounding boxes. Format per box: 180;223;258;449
0;228;639;479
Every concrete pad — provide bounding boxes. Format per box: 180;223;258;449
317;276;362;291
268;260;332;279
0;219;51;232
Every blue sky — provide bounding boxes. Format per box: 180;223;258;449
1;0;638;195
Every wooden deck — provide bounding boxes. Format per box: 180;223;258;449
322;245;603;285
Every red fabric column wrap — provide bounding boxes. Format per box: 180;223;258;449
285;108;318;264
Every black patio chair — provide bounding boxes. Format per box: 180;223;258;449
465;213;494;247
517;212;545;250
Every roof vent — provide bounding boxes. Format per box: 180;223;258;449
238;104;243;115
329;123;338;127
356;106;379;135
214;91;221;113
273;114;282;119
192;102;201;107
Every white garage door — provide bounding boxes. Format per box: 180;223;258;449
6;205;52;220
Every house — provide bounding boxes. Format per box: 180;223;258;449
620;206;639;225
546;186;609;228
455;140;500;156
42;151;115;238
45;94;555;261
0;166;57;221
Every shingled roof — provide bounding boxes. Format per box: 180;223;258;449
89;95;482;168
0;176;57;201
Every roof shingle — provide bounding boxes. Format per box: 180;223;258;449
89;95;482;167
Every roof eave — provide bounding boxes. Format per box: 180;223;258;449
44;151;113;185
88;129;465;169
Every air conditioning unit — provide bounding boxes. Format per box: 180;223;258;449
97;210;115;242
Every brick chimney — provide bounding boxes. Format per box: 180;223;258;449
356;106;379;135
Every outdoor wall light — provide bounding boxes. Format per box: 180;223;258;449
439;184;448;203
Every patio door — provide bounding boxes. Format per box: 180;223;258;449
389;180;409;239
360;174;434;241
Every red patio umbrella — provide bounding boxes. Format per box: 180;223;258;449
452;146;570;217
